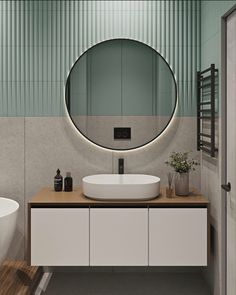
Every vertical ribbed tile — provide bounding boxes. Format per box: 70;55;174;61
0;0;200;117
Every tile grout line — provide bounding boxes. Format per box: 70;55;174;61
89;206;90;267
148;207;149;267
23;116;26;260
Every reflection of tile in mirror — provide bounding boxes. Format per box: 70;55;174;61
72;116;172;149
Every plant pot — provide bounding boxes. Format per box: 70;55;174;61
175;172;189;196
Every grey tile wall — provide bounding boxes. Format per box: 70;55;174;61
0;116;200;261
0;118;25;259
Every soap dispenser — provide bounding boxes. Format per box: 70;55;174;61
64;172;73;192
54;169;63;192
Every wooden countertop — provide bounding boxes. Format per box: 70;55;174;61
29;187;209;207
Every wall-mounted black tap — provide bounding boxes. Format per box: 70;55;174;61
118;158;124;174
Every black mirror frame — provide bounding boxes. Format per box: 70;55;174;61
65;38;178;151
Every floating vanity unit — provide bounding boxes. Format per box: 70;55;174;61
28;187;209;267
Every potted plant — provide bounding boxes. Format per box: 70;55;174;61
165;151;199;196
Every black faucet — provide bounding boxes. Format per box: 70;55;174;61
118;158;124;174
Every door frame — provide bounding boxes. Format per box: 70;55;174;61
221;5;236;295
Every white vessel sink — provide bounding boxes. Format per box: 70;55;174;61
82;174;160;200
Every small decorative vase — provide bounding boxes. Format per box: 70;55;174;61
166;187;174;198
175;172;189;196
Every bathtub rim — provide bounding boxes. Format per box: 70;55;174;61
0;197;19;218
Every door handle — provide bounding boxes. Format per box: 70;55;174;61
221;182;231;192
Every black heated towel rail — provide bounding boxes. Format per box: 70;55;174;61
197;64;218;157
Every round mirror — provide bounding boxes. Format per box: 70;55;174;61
65;39;177;150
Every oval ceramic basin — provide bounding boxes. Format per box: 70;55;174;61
82;174;160;200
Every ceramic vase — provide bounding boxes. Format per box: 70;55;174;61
175;172;189;196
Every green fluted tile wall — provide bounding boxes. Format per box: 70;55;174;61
0;0;200;117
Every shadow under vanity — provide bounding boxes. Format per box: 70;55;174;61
28;187;209;267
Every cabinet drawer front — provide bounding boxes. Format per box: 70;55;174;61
149;208;207;266
90;208;148;266
31;208;89;266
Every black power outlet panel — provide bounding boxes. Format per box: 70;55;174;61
114;127;131;140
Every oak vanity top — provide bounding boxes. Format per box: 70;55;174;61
29;187;209;207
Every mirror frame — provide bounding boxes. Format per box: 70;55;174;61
65;38;178;151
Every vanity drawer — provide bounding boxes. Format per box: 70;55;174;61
149;208;207;266
90;208;148;266
31;208;89;266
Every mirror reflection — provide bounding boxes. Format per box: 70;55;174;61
66;39;177;150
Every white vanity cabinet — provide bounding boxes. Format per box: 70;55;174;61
29;188;209;267
149;208;208;266
90;208;148;266
31;208;89;266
